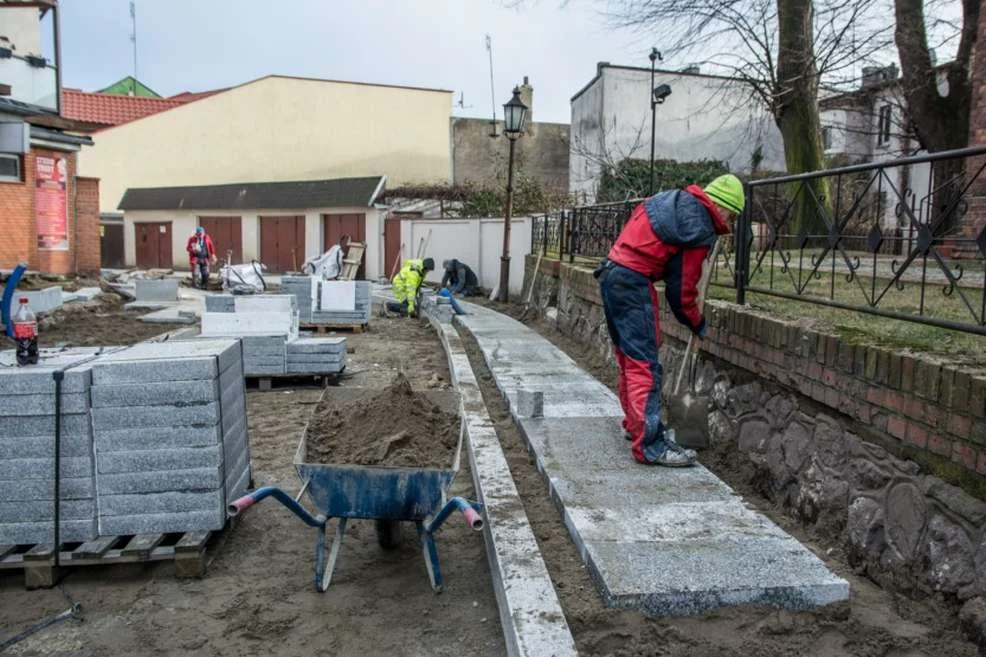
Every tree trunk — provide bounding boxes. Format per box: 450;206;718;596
895;0;979;237
775;0;830;240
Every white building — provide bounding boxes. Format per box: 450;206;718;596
569;62;785;202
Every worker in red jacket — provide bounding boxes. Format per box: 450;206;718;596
596;174;744;467
186;226;216;289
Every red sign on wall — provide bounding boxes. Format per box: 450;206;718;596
36;155;69;251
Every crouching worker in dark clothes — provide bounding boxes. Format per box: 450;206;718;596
441;259;480;297
596;174;743;467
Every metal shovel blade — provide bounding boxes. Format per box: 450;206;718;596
667;390;711;449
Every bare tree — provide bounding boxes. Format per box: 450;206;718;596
894;0;979;235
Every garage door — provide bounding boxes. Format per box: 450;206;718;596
323;213;365;279
199;216;243;265
259;215;305;273
135;222;173;269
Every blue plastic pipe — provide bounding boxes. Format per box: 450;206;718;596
227;486;325;528
2;262;27;337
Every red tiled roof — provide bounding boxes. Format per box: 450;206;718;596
168;89;226;102
60;89;190;130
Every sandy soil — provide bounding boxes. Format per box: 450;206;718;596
462;303;977;656
0;314;504;657
36;294;168;348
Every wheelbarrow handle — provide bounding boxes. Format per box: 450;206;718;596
228;486;325;528
425;497;485;534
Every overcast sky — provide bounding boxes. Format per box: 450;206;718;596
58;0;664;124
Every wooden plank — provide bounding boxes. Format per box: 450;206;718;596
72;536;117;560
175;532;211;554
121;534;164;559
24;544;54;562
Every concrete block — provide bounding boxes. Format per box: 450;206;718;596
138;307;198;324
94;425;222;451
91;402;220;430
71;287;102;302
135;278;179;302
285;337;346;354
98;509;225;535
234;295;297;314
245;365;285;376
204;295;236;313
19;286;64;313
91;380;219;408
0;457;91;480
319;281;356;311
98;489;224;516
0;392;89;416
5;413;91;438
0;499;94;523
96;446;221;474
201;311;299;339
285;354;344;365
95;467;223;495
0;434;92;459
0;519;96;544
0;476;94;501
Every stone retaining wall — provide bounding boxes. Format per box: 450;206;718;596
523;255;986;609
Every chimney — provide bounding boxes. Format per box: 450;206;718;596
519;75;534;135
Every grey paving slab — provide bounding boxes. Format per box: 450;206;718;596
455;303;849;617
20;286;64;313
137;306;198;324
96;446;222;474
245;366;286;375
0;392;89;416
285;362;343;374
0;434;92;459
98;489;223;516
91;379;219;407
5;413;91;438
0;477;94;501
204;295;236;312
0;519;96;544
91;402;220;430
0;499;94;522
136;278;179;302
95;467;223;495
286;337;347;354
0;347;106;394
93;425;222;451
98;509;225;535
97;339;240;371
285;354;344;365
0;457;92;480
93;358;219;384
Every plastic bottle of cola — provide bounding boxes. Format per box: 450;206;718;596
13;297;39;366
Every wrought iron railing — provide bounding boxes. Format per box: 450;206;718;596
732;146;986;335
530;146;986;335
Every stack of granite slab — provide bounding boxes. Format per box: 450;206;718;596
310;280;371;325
285;337;347;375
200;295;298;376
281;276;315;323
89;339;250;535
0;347;119;545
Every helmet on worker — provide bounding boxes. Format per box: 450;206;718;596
195;226;205;234
703;174;745;220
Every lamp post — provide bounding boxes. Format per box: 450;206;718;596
648;49;672;196
497;86;528;303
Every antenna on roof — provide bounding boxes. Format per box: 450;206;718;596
486;35;499;138
129;1;138;96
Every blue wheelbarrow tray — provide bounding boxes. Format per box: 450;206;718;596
229;388;483;593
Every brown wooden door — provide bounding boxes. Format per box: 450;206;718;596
101;223;125;268
135;222;172;269
384;217;402;279
323;213;366;279
259;215;305;272
199;216;243;265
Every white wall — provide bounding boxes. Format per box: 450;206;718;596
570;66;786;202
397;217;532;294
123;206;384;278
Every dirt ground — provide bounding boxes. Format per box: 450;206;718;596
465;302;978;656
0;314;505;657
35;294;168;348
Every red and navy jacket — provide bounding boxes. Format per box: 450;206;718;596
607;185;731;336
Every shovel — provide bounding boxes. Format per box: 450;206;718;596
667;239;721;450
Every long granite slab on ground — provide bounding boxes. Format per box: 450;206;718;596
455;303;849;617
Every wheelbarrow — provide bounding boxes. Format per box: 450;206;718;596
227;389;484;593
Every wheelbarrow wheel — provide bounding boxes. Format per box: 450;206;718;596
375;519;402;550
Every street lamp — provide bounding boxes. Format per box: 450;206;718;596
648;48;672;196
497;86;528;303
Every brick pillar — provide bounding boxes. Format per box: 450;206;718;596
959;7;986;253
75;177;101;274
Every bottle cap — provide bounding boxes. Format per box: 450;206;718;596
19;297;27;303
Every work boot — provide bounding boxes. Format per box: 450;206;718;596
650;443;697;468
663;429;697;460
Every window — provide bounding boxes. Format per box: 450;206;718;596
822;127;833;151
877;104;892;146
0;153;20;182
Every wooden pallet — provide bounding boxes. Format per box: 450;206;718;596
246;369;345;391
300;323;367;334
339;242;365;281
0;531;212;589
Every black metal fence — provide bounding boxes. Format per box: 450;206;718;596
531;146;986;335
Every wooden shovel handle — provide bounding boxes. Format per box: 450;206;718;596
672;239;721;395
